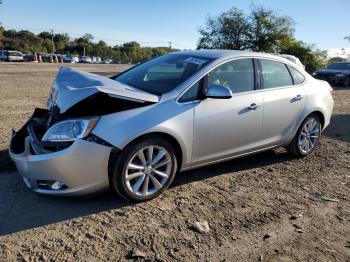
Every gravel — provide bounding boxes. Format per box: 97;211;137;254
0;63;349;261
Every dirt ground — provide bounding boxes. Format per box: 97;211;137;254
0;63;349;262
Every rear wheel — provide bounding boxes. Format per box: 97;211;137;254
285;114;321;157
111;136;177;202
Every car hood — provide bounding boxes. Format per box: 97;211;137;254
48;67;159;113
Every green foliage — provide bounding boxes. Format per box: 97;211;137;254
280;38;327;72
0;27;179;63
198;5;294;52
248;5;295;52
198;8;250;50
327;56;347;65
198;5;328;72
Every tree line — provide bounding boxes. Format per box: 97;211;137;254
0;28;179;63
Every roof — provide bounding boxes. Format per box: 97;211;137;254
172;49;287;61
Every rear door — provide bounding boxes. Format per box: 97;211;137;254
258;59;306;146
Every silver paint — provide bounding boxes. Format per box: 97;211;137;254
10;50;334;196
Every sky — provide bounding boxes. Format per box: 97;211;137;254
0;0;349;52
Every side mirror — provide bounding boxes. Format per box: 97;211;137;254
205;85;232;99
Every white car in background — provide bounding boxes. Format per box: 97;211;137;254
63;55;79;63
0;50;24;62
275;54;305;70
79;56;93;63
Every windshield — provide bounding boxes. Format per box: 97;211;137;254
327;63;350;70
114;54;213;95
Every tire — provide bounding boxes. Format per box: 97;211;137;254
110;136;178;202
285;114;321;157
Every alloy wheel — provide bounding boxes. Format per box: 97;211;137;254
125;145;172;197
298;117;321;154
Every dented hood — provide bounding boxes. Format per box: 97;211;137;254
48;67;159;113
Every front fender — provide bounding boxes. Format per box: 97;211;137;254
92;100;196;169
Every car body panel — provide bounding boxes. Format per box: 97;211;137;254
49;67;159;113
259;84;306;146
192;92;264;165
10;137;111;196
92;99;195;169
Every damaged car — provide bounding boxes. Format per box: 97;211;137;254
10;50;334;201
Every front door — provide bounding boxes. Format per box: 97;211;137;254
192;58;264;165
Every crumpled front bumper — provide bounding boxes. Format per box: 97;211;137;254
9;110;112;196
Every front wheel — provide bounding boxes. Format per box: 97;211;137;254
111;136;178;202
285;114;321;157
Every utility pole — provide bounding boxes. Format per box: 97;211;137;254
51;29;55;53
83;45;86;56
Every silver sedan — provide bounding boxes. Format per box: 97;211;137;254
10;50;334;201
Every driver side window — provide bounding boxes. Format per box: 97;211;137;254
207;59;255;93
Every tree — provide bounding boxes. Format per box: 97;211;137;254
327;57;346;65
345;35;350;42
198;8;250;50
197;5;328;73
280;38;327;72
53;33;69;52
197;5;295;52
248;6;294;52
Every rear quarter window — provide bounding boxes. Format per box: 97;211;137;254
288;66;306;85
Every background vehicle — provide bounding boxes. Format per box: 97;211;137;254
63;55;79;63
0;50;7;61
275;54;305;69
313;62;350;87
23;52;38;62
10;50;334;202
79;56;92;63
2;51;24;62
92;57;102;64
102;59;113;64
7;51;24;62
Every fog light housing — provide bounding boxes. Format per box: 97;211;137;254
37;180;67;190
51;181;66;190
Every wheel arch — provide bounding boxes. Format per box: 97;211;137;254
311;110;325;128
286;109;326;146
107;132;184;186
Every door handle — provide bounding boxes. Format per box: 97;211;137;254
248;103;259;110
293;94;303;101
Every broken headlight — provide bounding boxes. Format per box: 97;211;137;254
42;118;99;142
